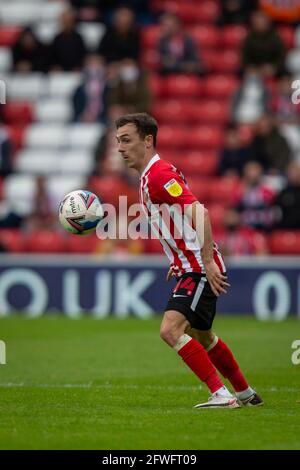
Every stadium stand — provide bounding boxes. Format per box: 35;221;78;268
0;0;299;254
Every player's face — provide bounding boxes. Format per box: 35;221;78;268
116;123;146;171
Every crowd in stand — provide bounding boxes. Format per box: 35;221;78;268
0;0;300;255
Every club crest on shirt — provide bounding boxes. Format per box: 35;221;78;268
164;179;183;197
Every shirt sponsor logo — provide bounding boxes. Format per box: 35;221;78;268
164;179;183;197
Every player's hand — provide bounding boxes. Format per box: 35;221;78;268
204;260;230;297
166;268;175;282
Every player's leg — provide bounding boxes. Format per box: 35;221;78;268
186;326;263;406
160;310;239;408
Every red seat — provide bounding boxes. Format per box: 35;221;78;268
208;177;241;206
194;100;230;124
201;49;215;72
208;49;240;74
154;100;229;125
185;177;211;203
157;126;188;149
89;176;130;206
187;126;224;150
270;231;300;255
222;25;248;49
203;75;239;98
176;150;218;176
0;26;22;47
141;48;160;71
148;74;165;98
278;26;295;49
152;100;195;124
165;1;219;24
3;102;33;125
159;2;197;23
195;1;220;23
160;151;182;165
166;152;185;169
164;75;202;98
189;25;220;49
0;229;25;252
206;204;226;230
25;231;65;253
141;25;161;49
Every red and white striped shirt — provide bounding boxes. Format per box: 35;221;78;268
140;154;226;276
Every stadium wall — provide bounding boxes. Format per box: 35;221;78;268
0;255;299;320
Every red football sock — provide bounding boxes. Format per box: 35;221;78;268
208;338;248;392
177;337;224;394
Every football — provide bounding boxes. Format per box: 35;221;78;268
59;190;103;235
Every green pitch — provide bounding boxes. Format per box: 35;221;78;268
0;316;299;450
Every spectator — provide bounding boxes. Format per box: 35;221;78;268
241;10;286;77
97;7;140;63
71;0;151;24
218;125;251;177
249;114;292;173
0;206;23;229
158;12;203;76
0;122;13;178
0;134;22;226
50;8;86;71
218;0;258;25
108;59;152;114
72;54;109;123
231;67;269;124
274;161;300;229
25;176;57;231
233;161;275;231
12;28;49;73
271;74;300;125
215;208;268;255
70;0;101;19
0;189;23;229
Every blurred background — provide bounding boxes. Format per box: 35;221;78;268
0;0;299;319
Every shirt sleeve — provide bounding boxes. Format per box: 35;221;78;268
148;167;197;208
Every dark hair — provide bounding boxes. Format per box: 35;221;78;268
115;113;158;147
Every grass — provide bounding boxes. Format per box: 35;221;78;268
0;315;299;450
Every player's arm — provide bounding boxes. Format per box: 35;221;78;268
187;201;230;297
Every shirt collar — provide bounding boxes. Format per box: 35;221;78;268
140;154;160;179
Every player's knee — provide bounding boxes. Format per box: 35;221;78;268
202;337;214;349
197;331;215;349
160;325;173;346
160;324;182;347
